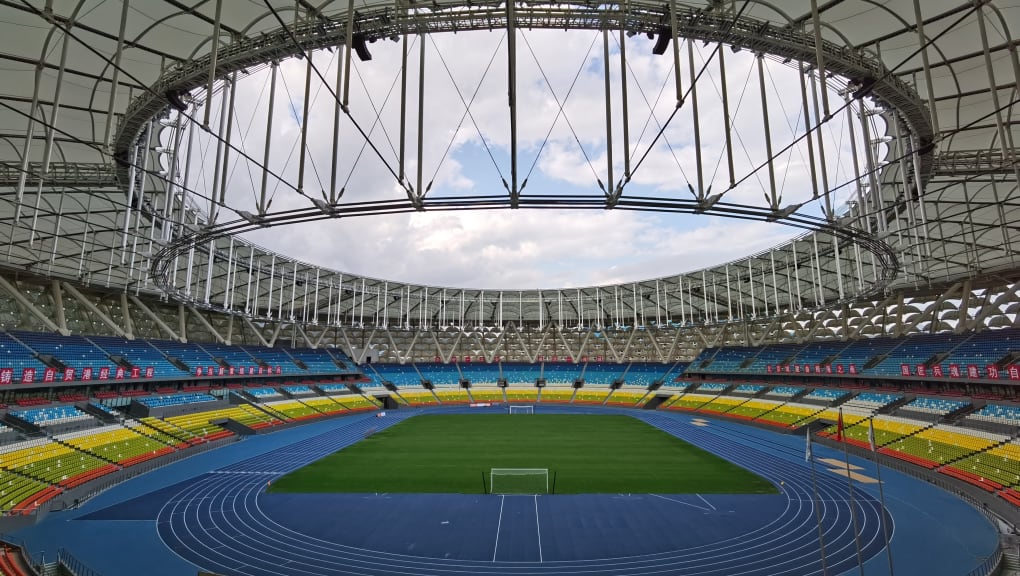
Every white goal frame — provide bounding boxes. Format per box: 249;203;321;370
508;405;534;414
489;468;549;494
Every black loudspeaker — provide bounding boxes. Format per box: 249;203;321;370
651;29;671;55
352;34;372;61
165;90;188;112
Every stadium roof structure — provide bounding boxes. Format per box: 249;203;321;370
0;0;1017;333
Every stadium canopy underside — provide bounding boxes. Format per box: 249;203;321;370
0;0;1017;351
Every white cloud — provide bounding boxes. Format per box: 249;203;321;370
175;30;871;290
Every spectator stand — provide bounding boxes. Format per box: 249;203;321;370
127;393;224;419
965;403;1020;435
896;396;972;423
6;405;96;435
800;388;851;407
764;386;806;400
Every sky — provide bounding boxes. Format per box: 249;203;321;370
175;29;873;290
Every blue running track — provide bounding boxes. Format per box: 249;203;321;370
13;406;999;576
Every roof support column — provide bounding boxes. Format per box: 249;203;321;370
718;48;735;187
757;54;777;210
602;30;614;202
620;27;631;181
203;0;223;128
259;62;278;215
809;0;830;118
911;0;939;138
799;64;819;199
399;33;409;184
103;0;130;149
208;75;231;223
415;31;426;202
808;70;832;219
31;25;72;247
669;0;682;105
859;106;884;233
298;50;313;195
687;40;704;198
13;62;43;225
976;3;1020;185
506;0;519;206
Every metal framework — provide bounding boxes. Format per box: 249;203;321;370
0;0;1017;346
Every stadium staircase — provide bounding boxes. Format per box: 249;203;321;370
248;401;291;423
0;542;32;576
50;438;119;467
641;394;672;410
877;396;913;414
0;416;41;437
136;417;198;447
80;404;118;425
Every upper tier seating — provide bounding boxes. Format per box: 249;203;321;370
542;363;582;385
0;332;46;382
10;331;114;375
622;363;679;386
458;364;502;385
417;363;462;386
743;343;806;372
582;363;625;386
945;329;1018;368
870;333;970;376
700;346;757;372
373;364;423;387
150;339;218;371
85;335;182;376
189;342;259;370
282;347;349;373
502;363;541;385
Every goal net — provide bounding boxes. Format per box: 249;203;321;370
490;468;549;494
508;405;534;414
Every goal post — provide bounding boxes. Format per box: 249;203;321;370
508;405;534;414
489;468;549;494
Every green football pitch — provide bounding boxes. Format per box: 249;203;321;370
267;414;776;494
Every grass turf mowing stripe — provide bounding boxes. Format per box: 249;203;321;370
267;414;776;494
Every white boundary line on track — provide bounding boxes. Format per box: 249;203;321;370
534;494;543;563
696;494;716;510
492;495;504;562
647;493;712;512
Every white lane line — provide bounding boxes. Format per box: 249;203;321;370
649;493;712;512
534;494;544;563
492;494;505;562
696;493;717;510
